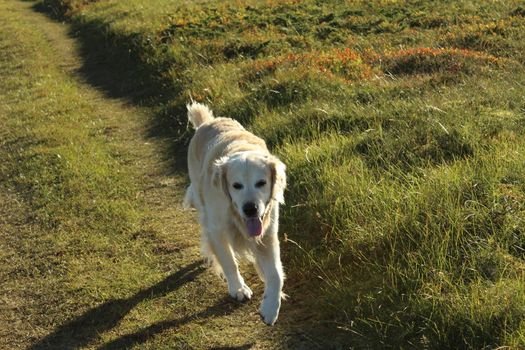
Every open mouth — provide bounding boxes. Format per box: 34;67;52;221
245;217;263;237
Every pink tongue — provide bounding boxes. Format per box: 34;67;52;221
246;218;263;237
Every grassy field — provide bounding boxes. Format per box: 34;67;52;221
4;0;525;348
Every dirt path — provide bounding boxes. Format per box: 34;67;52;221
0;1;322;349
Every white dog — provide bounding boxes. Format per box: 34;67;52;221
183;102;286;325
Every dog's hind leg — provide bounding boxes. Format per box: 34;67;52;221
207;230;252;302
200;232;224;277
182;184;195;210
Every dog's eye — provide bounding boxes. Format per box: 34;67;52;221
232;183;243;190
255;180;266;188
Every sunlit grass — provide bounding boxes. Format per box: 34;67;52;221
19;0;525;347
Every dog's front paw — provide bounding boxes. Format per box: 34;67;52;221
259;295;281;326
229;284;253;302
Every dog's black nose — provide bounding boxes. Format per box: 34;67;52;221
243;202;258;217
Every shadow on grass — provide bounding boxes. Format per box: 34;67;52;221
96;297;246;350
29;261;206;350
33;1;191;176
207;346;255;350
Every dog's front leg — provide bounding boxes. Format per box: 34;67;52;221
208;232;252;301
256;238;284;326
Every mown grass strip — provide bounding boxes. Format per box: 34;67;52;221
1;0;143;317
0;1;182;347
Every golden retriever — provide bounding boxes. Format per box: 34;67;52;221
183;102;286;325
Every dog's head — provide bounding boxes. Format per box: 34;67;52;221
212;152;286;238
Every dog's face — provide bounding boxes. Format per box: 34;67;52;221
213;152;286;237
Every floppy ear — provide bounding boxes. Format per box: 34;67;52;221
212;156;231;200
269;156;287;204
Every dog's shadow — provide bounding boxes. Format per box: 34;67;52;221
28;261;244;350
97;298;249;350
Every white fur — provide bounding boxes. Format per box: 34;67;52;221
184;102;286;325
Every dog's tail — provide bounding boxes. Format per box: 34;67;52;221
187;102;214;129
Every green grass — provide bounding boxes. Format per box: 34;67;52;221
7;0;525;348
